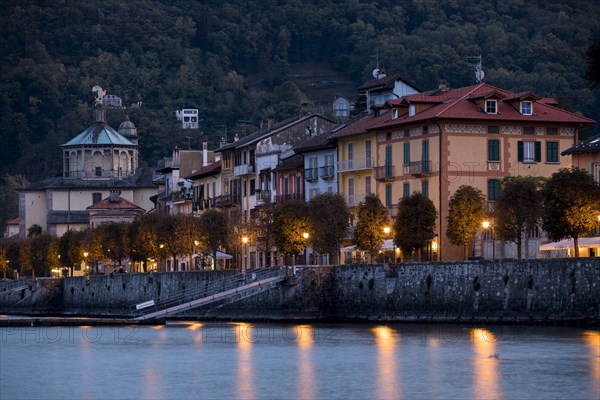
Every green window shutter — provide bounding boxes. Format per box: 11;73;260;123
403;143;410;165
535;141;541;162
422;181;429;197
422;140;429;162
488;140;499;161
403;182;409;198
517;141;524;162
385;184;392;207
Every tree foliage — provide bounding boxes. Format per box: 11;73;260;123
393;192;437;260
354;194;388;262
494;176;543;259
446;185;487;259
198;209;230;263
0;173;28;234
308;192;351;264
542;168;600;257
272;200;310;258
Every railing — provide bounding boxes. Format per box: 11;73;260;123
337;158;373;172
130;267;286;320
257;190;272;202
320;165;335;180
408;160;432;176
234;164;255;176
172;191;192;202
304;168;318;181
275;193;304;203
375;165;395;181
214;194;241;207
387;204;399;218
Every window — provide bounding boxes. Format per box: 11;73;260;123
524;127;535;135
488;125;499;134
348;178;355;205
403;142;410;165
546;141;559;163
250;179;256;195
385;184;392;207
422;140;429;162
403;182;410;198
485;100;497;114
92;192;102;204
347;142;354;161
310;187;319;199
243;180;247;197
488;179;500;201
393;109;399;119
488;140;500;161
365;176;371;195
409;105;416;116
422;180;429;197
95;166;102;177
385;145;393;177
518;141;541;163
404;129;410;138
521;101;532;115
365;140;372;167
546;127;558;135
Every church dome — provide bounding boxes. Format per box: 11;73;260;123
118;117;138;137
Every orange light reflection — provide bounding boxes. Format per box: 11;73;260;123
236;323;255;400
583;330;600;396
471;328;501;400
295;325;315;399
372;325;399;400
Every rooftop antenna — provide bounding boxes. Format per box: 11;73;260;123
468;55;485;83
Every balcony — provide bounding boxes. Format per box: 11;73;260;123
214;193;241;207
275;193;304;203
320;165;335;180
234;164;255;176
407;160;432;176
387;204;399;218
304;168;318;181
344;193;366;207
375;165;395;181
337;157;373;173
172;191;192;203
256;190;272;203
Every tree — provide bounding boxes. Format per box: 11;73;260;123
446;185;487;260
175;214;202;271
101;222;130;271
0;243;8;279
157;214;182;271
494;176;543;259
585;40;600;90
28;233;58;277
252;203;278;267
393;192;437;261
27;224;43;237
0;173;28;234
542;168;600;257
272;200;310;264
198;209;230;268
354;194;389;263
308;193;351;265
59;229;85;276
128;213;163;272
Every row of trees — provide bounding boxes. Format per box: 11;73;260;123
1;168;599;277
447;168;600;259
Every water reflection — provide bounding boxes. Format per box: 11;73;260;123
471;328;501;400
234;323;255;400
295;325;315;399
372;325;400;400
583;330;600;396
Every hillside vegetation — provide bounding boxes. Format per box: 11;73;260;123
1;0;599;182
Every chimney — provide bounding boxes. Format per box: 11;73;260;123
219;137;227;147
234;133;239;142
438;79;449;92
202;139;208;167
267;116;274;130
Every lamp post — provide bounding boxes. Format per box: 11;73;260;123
482;220;495;260
432;235;438;262
383;226;391;262
83;251;89;274
242;235;249;272
302;232;309;265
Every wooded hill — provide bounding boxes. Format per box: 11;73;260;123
1;0;599;183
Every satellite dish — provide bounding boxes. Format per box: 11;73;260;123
475;68;485;82
372;68;380;79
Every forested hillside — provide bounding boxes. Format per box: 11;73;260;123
1;0;599;183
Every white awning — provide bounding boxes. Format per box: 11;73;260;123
539;237;600;251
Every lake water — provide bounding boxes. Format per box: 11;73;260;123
0;321;598;399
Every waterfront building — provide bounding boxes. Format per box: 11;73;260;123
562;132;600;183
19;106;155;237
357;72;421;114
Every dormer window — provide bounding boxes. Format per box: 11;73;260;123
409;105;416;117
521;101;533;115
392;109;399;119
485;100;497;114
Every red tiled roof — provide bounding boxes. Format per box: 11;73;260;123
87;196;144;211
185;161;222;180
376;83;595;128
6;217;19;225
329;113;389;139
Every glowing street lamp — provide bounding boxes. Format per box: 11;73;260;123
482;220;495;260
83;251;89;274
302;232;310;265
241;236;249;271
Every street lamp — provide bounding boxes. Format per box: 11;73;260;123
382;226;391;262
432;235;438;262
482;220;495;260
302;232;310;265
83;251;89;274
242;236;249;271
